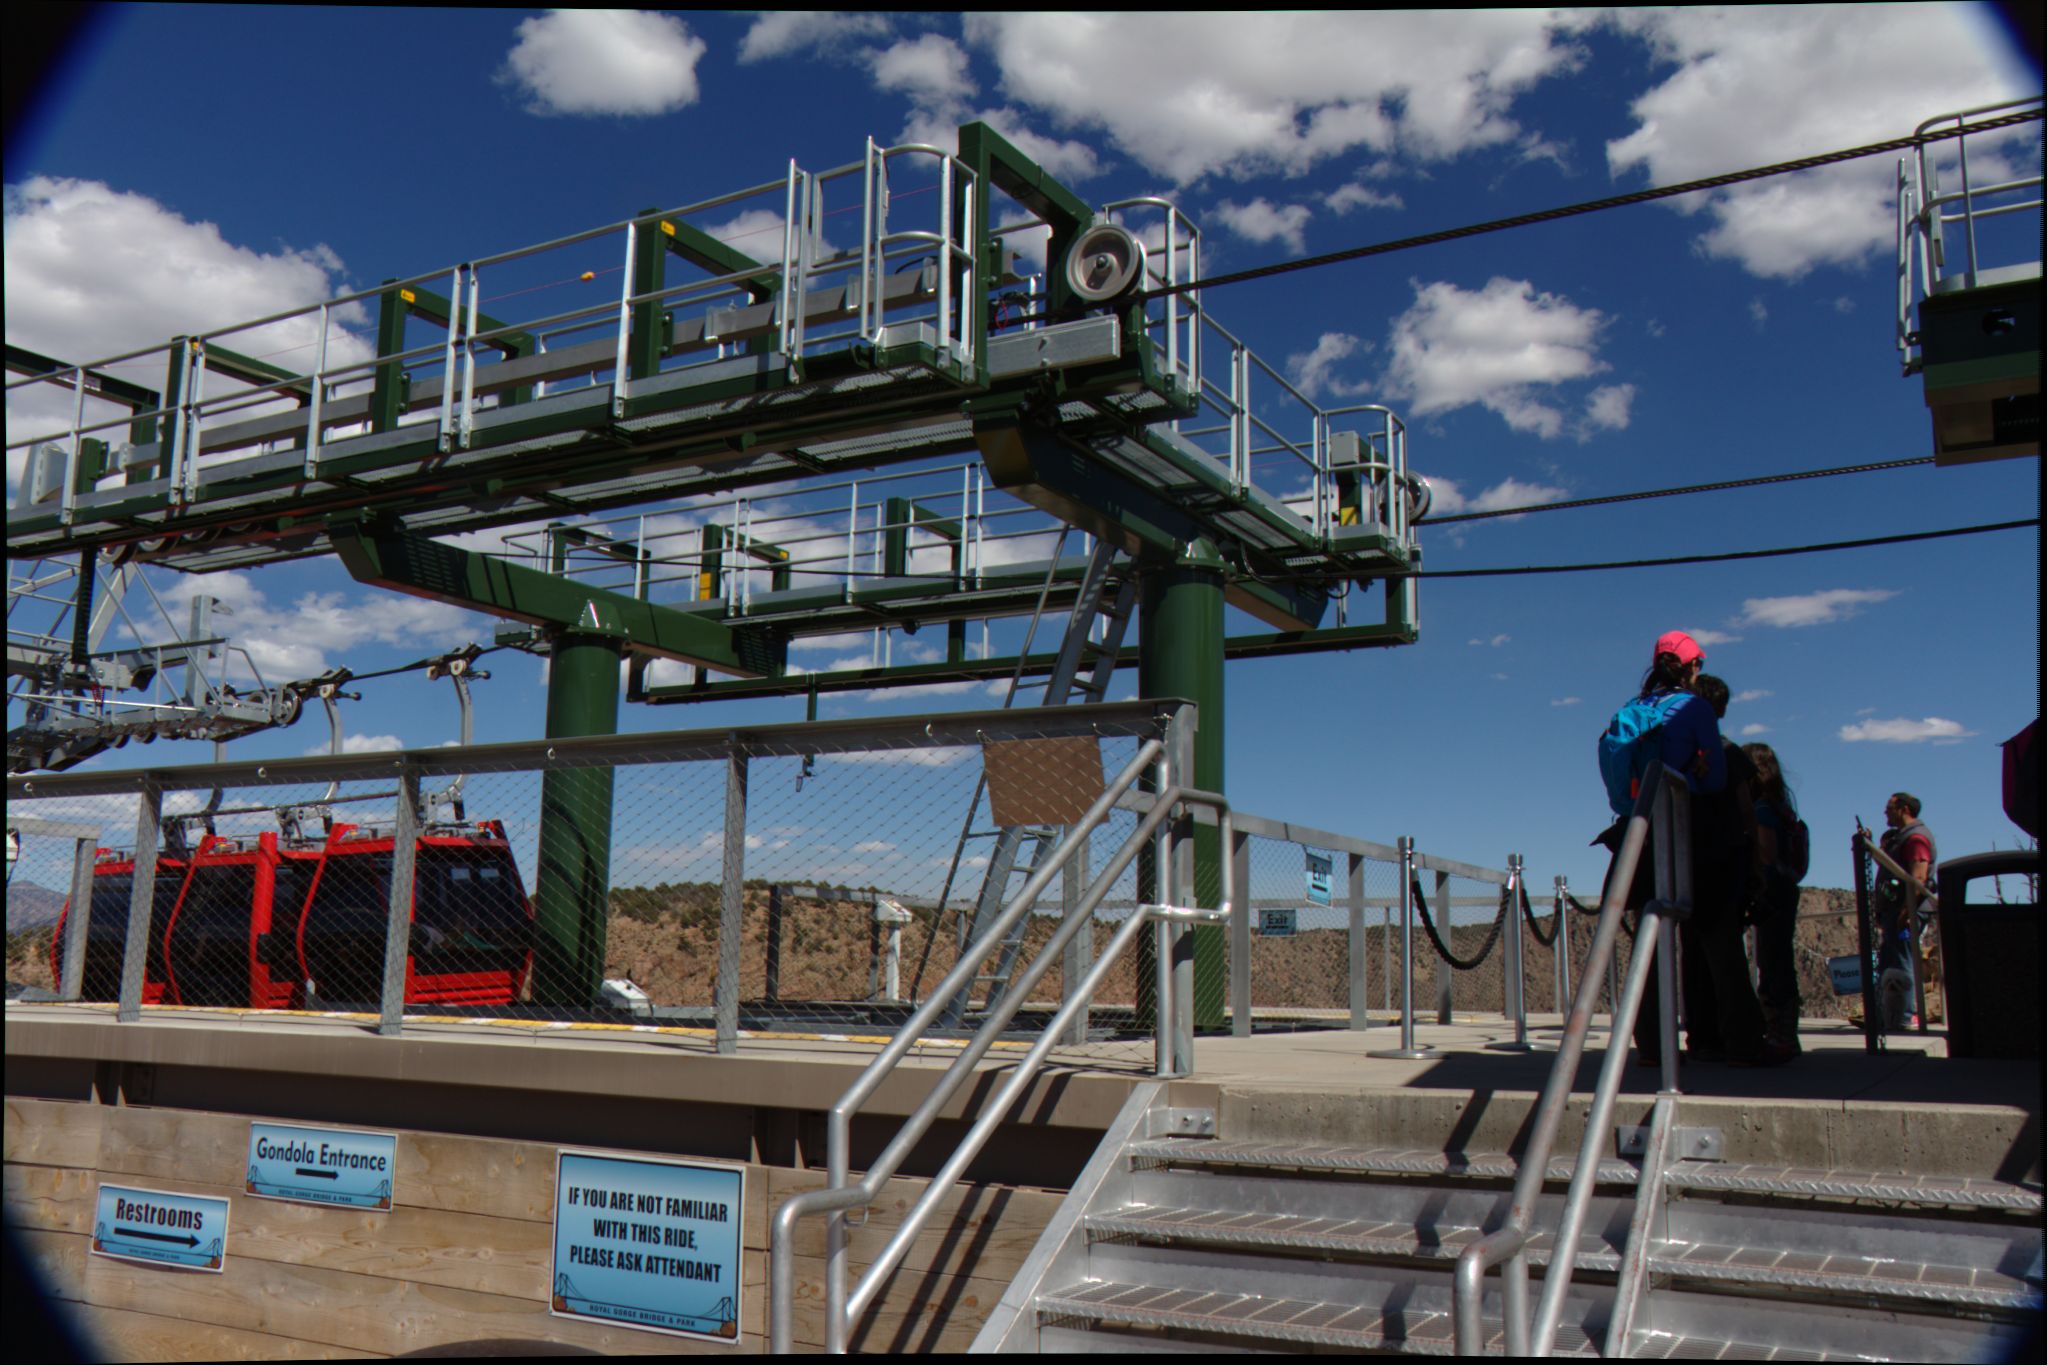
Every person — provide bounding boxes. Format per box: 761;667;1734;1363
1672;673;1778;1065
1597;633;1787;1068
1745;742;1803;1051
1875;792;1937;1030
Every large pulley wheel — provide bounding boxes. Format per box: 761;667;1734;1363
1065;223;1146;304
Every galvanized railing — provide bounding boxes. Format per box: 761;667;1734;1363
1452;762;1689;1355
768;708;1235;1352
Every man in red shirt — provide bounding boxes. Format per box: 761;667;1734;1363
1875;793;1937;1030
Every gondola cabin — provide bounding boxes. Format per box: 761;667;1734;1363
51;820;532;1010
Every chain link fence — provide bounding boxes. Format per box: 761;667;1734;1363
5;703;1199;1065
8;698;1639;1062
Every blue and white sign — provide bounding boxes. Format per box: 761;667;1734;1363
246;1123;397;1210
552;1151;744;1342
1304;849;1333;907
1828;953;1867;996
1259;906;1298;937
92;1183;228;1272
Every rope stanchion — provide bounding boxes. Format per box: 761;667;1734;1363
1411;876;1507;971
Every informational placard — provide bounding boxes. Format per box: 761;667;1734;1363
1259;906;1298;937
552;1151;744;1342
92;1183;228;1271
1828;953;1866;996
1304;849;1333;907
246;1122;397;1210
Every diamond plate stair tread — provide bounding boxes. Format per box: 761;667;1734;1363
1085;1207;2038;1311
1085;1204;1619;1271
1646;1237;2044;1311
1123;1137;1637;1184
1665;1162;2044;1211
1035;1279;1597;1356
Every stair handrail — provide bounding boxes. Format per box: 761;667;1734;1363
769;729;1234;1352
1453;762;1690;1355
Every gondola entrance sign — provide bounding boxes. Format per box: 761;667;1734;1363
246;1122;397;1210
552;1150;744;1341
92;1183;228;1271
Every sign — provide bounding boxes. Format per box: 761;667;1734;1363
92;1183;227;1271
246;1122;397;1210
1828;953;1867;996
1258;906;1298;937
552;1151;744;1342
1304;849;1333;907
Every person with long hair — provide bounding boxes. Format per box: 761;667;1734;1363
1745;742;1803;1052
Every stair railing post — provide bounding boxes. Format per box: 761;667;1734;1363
1655;781;1685;1093
1230;823;1252;1037
1502;853;1530;1050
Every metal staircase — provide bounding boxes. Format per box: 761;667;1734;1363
933;537;1137;1022
977;1086;2043;1356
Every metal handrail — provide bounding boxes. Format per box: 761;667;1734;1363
1453;762;1689;1355
769;738;1235;1351
1855;827;1941;909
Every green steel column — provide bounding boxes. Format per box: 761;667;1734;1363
532;632;622;1005
1138;537;1227;1030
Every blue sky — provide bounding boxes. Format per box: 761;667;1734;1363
6;8;2040;895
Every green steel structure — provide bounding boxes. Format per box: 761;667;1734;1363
7;123;1429;1009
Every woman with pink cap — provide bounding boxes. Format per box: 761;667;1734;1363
1608;630;1787;1067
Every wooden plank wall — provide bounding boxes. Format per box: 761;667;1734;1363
5;1098;1063;1358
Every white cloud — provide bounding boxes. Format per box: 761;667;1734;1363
1285;332;1372;400
4;177;371;489
1468;633;1510;648
1327;182;1404;213
304;733;405;757
1645;318;1666;338
871;33;975;105
1580;383;1635;438
500;11;707;117
703;208;835;266
1748;297;1769;328
1832;296;1856;314
1734;688;1773;704
898;104;1102;182
1739;588;1897;628
1685;628;1742;647
1839;716;1974;743
1425;475;1568;518
1603;6;2036;279
1739;723;1771;737
1551;696;1582;707
737;12;892;63
1383;278;1609;438
965;12;1587;182
1212;197;1312;253
142;570;485;685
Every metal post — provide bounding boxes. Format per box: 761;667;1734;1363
715;746;749;1056
58;835;96;1002
1555;875;1573;1017
1371;836;1433;1058
1653;783;1683;1092
1347;851;1369;1031
1059;827;1093;1046
377;765;420;1036
116;780;162;1022
764;883;783;1004
1435;869;1453;1025
1230;825;1252;1037
1497;853;1531;1052
532;635;621;1005
1853;829;1880;1052
1152;742;1177;1078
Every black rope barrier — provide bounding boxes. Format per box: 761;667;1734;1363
1410;876;1507;971
1519;882;1559;947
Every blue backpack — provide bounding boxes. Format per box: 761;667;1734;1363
1598;692;1687;817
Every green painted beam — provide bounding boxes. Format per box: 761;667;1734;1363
333;524;786;678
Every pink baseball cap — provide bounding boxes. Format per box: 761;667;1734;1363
1654;630;1704;666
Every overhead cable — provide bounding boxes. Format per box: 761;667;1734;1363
1410;518;2037;578
1419;456;1939;525
1133;107;2045;303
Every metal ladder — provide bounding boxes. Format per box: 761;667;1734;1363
938;537;1137;1024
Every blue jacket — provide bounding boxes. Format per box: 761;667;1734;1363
1652;690;1726;793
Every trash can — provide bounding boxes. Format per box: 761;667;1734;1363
1936;850;2040;1059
